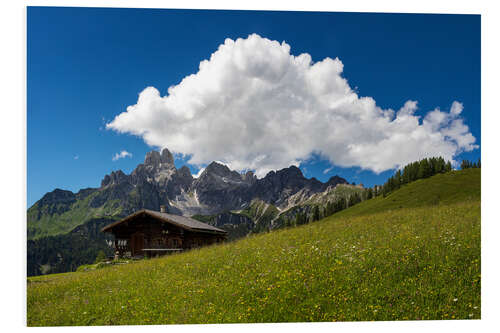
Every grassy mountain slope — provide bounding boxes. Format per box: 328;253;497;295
27;191;124;240
27;169;480;325
335;168;480;218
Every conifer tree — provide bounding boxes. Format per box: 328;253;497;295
461;159;470;169
418;158;431;179
446;161;452;172
395;170;402;189
436;156;445;173
312;205;321;222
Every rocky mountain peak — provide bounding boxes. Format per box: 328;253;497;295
144;150;162;167
144;148;175;169
101;170;128;187
34;188;78;219
160;148;175;165
243;170;257;183
38;188;76;206
278;165;303;178
177;165;193;178
325;175;348;187
263;165;304;183
203;161;236;178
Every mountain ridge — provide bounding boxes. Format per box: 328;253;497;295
28;148;350;239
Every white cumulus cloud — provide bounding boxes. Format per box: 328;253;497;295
106;34;478;176
112;150;132;161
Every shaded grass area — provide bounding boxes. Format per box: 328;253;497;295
27;199;480;325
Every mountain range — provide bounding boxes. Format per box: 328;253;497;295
27;148;365;275
28;148;357;238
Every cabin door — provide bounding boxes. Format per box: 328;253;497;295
130;232;144;256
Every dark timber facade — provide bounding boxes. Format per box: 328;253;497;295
101;208;227;258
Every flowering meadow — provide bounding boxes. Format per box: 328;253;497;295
27;169;480;325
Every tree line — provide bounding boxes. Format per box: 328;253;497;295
378;156;480;197
379;157;452;197
460;158;481;169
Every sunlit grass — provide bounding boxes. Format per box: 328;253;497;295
335;168;480;218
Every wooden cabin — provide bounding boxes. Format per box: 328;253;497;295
101;206;227;258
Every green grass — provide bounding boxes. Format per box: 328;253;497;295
27;169;480;325
76;259;132;273
335;168;480;218
27;193;124;239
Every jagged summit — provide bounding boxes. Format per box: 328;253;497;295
101;170;128;187
326;175;347;187
242;170;257;183
204;161;232;175
144;150;160;166
161;148;175;165
271;165;303;178
38;188;76;206
200;161;243;181
144;148;175;168
177;165;192;178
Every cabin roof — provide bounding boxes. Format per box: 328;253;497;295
101;209;227;234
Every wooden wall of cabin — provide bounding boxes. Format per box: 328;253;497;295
183;231;225;249
110;215;184;256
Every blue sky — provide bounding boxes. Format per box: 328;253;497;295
27;7;480;207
